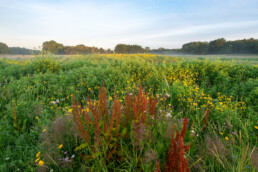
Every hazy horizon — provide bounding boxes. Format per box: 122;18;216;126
1;0;258;50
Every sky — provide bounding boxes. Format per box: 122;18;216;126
0;0;258;50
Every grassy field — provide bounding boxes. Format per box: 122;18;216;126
1;54;258;65
159;54;258;65
0;54;257;171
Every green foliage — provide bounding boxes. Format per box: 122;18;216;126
9;47;41;55
42;40;112;55
182;41;209;54
0;54;257;171
0;42;9;54
42;40;64;54
182;38;258;54
114;44;145;53
31;56;61;73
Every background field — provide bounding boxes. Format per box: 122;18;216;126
1;54;258;65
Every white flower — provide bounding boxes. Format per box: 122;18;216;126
56;99;59;103
5;157;9;160
191;130;195;134
166;113;172;118
71;154;75;158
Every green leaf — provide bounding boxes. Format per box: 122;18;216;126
122;128;127;136
111;138;117;142
74;143;87;151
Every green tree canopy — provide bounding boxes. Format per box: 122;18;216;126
181;38;258;54
182;42;209;54
42;40;64;54
114;44;144;53
0;42;9;54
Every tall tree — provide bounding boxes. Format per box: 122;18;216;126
0;42;9;54
42;40;64;54
145;47;150;53
114;44;127;53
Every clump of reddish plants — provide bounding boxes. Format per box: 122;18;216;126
164;118;191;172
154;161;161;172
202;105;210;131
71;85;191;170
71;86;158;161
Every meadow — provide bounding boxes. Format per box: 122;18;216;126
0;54;257;171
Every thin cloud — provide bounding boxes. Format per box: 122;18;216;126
0;0;257;49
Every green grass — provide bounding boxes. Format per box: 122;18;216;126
0;54;257;171
170;54;258;65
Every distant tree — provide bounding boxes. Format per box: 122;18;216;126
114;44;144;54
254;40;258;53
0;42;9;54
180;38;258;54
42;40;64;54
99;48;105;54
62;44;108;55
182;42;209;54
105;49;112;54
9;47;41;55
114;44;127;53
158;47;166;51
208;38;226;54
145;47;150;53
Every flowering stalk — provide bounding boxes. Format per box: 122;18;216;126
165;118;190;172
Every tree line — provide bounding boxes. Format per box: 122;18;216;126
181;38;258;54
42;40;112;54
1;38;258;55
42;41;147;54
114;44;146;53
0;42;40;55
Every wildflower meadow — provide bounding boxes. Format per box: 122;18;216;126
0;54;257;171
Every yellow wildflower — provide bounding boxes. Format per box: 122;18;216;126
255;126;258;129
38;160;44;166
58;144;63;149
35;116;39;120
36;151;41;157
68;109;73;112
42;129;46;132
219;132;223;135
225;136;229;141
35;157;40;162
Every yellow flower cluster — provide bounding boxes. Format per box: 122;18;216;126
35;152;44;166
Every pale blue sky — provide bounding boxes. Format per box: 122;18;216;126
0;0;258;49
